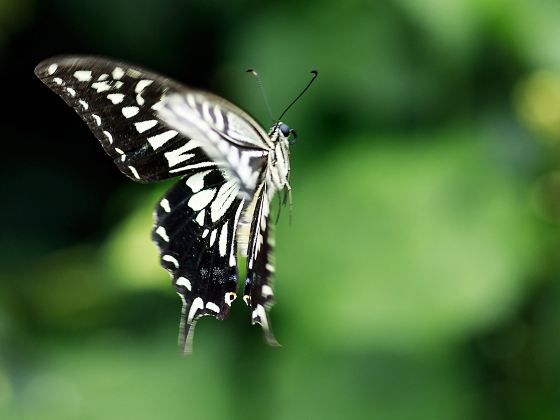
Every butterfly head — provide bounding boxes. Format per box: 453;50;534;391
277;122;297;144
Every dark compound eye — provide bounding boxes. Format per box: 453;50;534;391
289;129;297;143
279;123;290;137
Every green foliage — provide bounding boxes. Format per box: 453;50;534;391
2;0;560;419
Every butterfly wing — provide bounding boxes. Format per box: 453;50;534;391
243;182;279;345
158;89;287;346
35;56;219;182
153;167;245;354
157;92;272;198
35;55;276;352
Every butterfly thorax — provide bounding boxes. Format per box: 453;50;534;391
236;124;291;258
267;122;291;191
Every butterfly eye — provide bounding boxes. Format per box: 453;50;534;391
279;123;290;137
289;129;297;144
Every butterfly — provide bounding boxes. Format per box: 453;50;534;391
34;56;317;354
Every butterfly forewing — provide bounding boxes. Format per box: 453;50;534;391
34;56;214;182
157;92;271;197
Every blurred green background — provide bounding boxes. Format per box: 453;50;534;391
2;0;560;419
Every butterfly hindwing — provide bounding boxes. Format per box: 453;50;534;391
152;167;245;353
34;56;214;182
243;183;279;345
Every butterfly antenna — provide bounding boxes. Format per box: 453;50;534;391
278;70;318;121
246;69;275;123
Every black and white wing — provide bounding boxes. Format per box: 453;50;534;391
35;56;272;352
157;91;273;197
158;94;282;345
153;167;245;353
34;56;216;182
243;183;279;345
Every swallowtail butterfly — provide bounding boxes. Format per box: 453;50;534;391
35;56;316;354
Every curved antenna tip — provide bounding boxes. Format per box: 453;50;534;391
277;70;319;120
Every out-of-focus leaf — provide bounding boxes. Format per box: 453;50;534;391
103;188;168;291
10;327;232;420
275;128;540;351
270;350;476;420
0;0;32;50
515;70;560;144
393;0;479;62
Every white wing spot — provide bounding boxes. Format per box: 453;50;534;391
163;141;200;165
115;147;126;161
202;229;209;238
188;297;204;322
252;304;269;330
128;165;140;179
53;77;63;85
195;210;205;226
169;161;215;174
134;120;158;133
230;201;244;266
188;188;216;211
176;277;192;291
66;87;76;97
112;67;125;80
155;226;169;242
262;285;273;298
103;131;113;144
107;93;125;104
186;93;196;108
126;68;142;78
265;263;275;273
148;130;179;150
162;254;179;268
214;107;225;130
206;302;220;313
79;100;88;110
122;106;139;118
160;198;171;213
209;229;217;247
73;70;92;82
136;94;145;106
91;81;112;93
185;170;211;193
202;101;212;122
135;79;153;93
47;64;57;75
219;221;228;257
210;181;238;223
224;292;236;306
92;114;101;126
98;74;109;81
